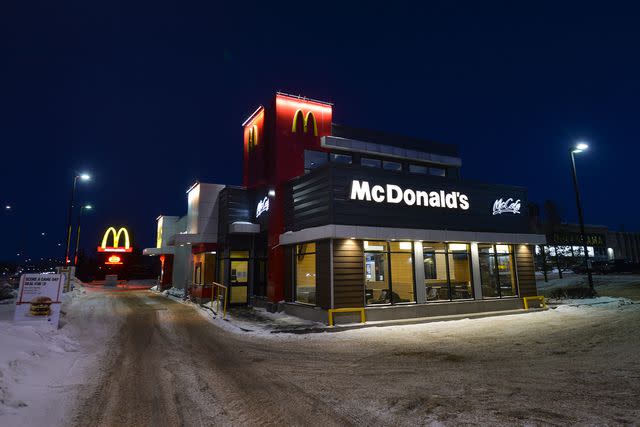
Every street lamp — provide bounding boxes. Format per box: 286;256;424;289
63;173;91;266
570;142;594;294
73;204;92;266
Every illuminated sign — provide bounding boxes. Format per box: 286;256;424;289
292;110;318;136
349;180;470;210
492;198;521;215
256;196;270;218
548;232;606;247
98;227;133;253
105;255;123;265
248;125;258;150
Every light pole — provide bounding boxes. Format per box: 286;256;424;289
73;204;92;266
570;142;594;294
63;173;90;266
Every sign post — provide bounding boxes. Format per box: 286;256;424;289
14;274;65;329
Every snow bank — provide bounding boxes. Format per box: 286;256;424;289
198;301;323;336
162;287;185;299
0;288;86;425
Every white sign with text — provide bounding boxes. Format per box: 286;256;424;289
492;198;521;215
14;274;64;328
349;180;470;210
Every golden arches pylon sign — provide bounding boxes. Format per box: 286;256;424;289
97;227;133;253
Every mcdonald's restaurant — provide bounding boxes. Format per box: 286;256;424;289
144;92;546;324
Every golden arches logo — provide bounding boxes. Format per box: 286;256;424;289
248;124;258;150
98;227;133;253
291;110;318;136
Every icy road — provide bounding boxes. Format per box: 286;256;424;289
5;289;638;426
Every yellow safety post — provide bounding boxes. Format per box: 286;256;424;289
523;296;546;310
327;307;366;326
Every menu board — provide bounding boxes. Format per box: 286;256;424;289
14;274;64;328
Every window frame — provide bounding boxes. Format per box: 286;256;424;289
478;244;518;299
364;241;416;306
423;242;474;302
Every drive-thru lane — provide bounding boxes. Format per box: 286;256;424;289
71;290;640;426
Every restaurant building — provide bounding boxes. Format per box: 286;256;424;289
145;93;546;324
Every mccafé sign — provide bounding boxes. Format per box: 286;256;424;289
350;180;470;210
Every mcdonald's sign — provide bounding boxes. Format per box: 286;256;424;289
97;227;133;253
291;109;318;136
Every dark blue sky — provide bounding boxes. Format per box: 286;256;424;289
1;0;638;261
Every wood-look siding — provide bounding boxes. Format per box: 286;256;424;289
516;244;537;297
315;240;331;309
333;239;365;308
284;167;333;231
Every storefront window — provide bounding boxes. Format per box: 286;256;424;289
479;244;517;298
364;241;389;305
448;244;473;299
423;243;472;301
295;243;316;305
364;241;415;305
304;150;328;173
389;242;415;303
423;243;450;301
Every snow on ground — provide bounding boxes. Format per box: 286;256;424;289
0;286;118;427
199;300;321;335
537;273;640;300
162;286;185;298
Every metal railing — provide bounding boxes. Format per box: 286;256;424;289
523;296;546;310
209;282;229;318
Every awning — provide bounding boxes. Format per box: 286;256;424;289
280;224;547;246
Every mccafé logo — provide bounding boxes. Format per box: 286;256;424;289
292;110;318;136
350;180;470;210
256;196;270;218
98;227;133;253
492;198;521;215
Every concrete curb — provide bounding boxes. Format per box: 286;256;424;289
270;307;549;334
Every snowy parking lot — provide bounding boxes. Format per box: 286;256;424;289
1;283;639;425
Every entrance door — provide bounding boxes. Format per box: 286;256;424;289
230;258;248;304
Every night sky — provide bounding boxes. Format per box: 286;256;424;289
1;1;638;262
